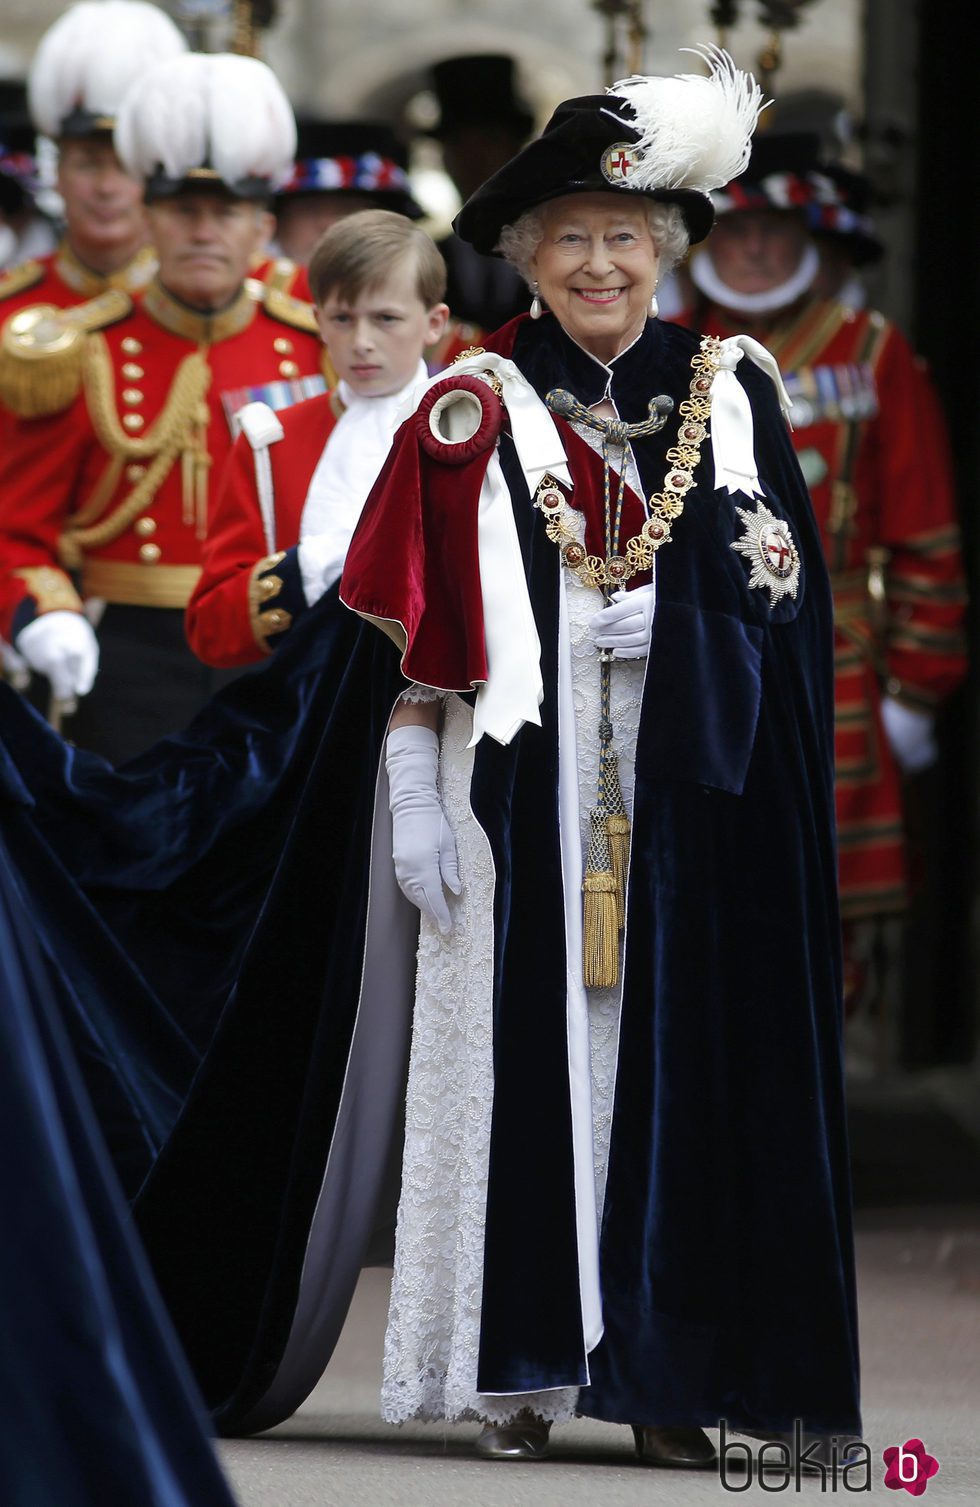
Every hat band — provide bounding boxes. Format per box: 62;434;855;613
58;107;115;139
145;165;273;200
279;152;411;197
714;170;858;218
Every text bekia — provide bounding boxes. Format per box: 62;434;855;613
719;1420;872;1492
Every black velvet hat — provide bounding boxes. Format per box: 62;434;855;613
454;48;766;255
712;130;883;265
275;117;423;219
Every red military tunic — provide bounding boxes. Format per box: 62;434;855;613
693;297;967;918
0;239;158;324
187;391;342;667
0;276;328;637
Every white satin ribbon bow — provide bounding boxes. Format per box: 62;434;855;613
711;335;793;497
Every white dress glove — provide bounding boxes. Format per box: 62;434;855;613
16;611;99;702
879;695;938;775
385;724;461;934
297;533;348;608
589;583;656;659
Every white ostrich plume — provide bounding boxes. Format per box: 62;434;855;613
114;53;297;191
608;45;768;194
29;1;187;139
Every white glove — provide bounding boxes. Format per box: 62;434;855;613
880;695;938;775
385;724;461;934
589;583;656;659
16;611;99;702
297;533;349;607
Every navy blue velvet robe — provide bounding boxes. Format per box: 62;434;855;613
0;315;860;1439
0;827;238;1506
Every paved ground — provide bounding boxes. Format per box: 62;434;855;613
219;1078;980;1506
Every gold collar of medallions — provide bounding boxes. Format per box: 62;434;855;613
55;240;157;297
143;277;258;346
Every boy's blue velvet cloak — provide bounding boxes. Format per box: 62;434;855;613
0;314;861;1440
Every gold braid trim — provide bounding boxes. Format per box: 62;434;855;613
58;334;212;567
0;289;133;417
13;566;83;615
248;552;291;652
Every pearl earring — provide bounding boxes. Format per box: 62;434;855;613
649;288;660;319
529;281;543;320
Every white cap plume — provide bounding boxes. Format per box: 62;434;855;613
609;45;768;194
29;1;187;138
114;52;297;190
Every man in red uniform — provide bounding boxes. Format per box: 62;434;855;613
675;133;968;996
0;51;329;762
187;209;448;667
0;2;187;328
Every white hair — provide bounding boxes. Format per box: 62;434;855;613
496;198;690;286
28;1;187;138
114;52;297;191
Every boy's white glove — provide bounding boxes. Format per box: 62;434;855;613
589;583;656;659
880;696;938;774
385;724;461;934
16;611;99;701
297;533;348;607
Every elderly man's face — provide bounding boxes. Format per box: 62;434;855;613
707;208;809;296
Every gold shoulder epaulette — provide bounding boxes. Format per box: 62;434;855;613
259;283;318;335
0;289;132;418
0;259;45;303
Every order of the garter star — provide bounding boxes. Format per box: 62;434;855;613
731;499;801;607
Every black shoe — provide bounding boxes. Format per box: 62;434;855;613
632;1425;717;1468
474;1415;551;1460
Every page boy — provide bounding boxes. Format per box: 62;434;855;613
187;210;449;667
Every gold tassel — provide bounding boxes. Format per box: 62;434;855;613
582;808;619;988
605;812;631;927
583;871;619;988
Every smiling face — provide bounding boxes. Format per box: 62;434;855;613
528;193;661;363
315;252;448;397
148;191;274;310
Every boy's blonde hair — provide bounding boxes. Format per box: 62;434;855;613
309;209;447;309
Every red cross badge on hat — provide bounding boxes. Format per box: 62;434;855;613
600;142;640;185
731;501;801;607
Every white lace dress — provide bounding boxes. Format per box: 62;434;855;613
381;438;649;1427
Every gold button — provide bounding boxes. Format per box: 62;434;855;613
121;337;142;355
266;610;285;627
123;413;145;431
122;362;144;380
886;676;902;697
273;337;293;354
126;463;146;481
122;387;143;405
135;517;157;537
138;542;161;563
279;360;300;378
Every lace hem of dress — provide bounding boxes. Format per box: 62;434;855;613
381;1372;580;1427
398;682;445;704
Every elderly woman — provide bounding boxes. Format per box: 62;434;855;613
0;50;860;1475
338;49;862;1468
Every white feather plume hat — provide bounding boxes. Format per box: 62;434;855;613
28;0;187;141
456;45;767;254
114;52;298;200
